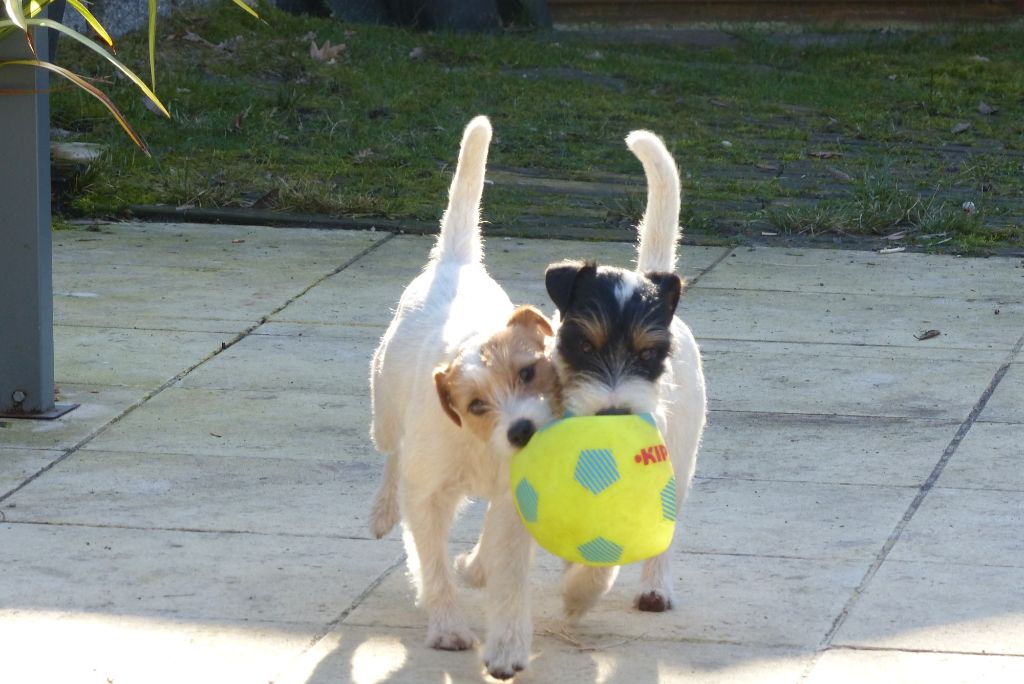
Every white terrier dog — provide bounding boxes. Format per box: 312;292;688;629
369;116;560;680
544;131;706;620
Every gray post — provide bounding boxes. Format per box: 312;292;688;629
0;24;75;418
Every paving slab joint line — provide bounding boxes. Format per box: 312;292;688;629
682;245;735;294
270;553;407;683
831;644;1024;659
0;234;396;506
797;329;1024;682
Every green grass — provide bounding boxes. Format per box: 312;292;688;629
49;2;1024;252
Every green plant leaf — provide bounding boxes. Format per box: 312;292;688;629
147;0;156;90
4;0;34;54
0;58;149;155
228;0;261;21
67;0;113;49
0;17;170;117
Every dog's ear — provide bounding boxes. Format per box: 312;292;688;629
646;271;683;319
433;365;462;427
545;260;594;314
508;305;553;339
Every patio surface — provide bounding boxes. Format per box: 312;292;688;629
1;221;1023;683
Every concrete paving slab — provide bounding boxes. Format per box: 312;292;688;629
9;221;1023;682
696;248;1024;299
681;477;914;561
4;450;380;537
54;222;382;270
0;384;147;450
0;611;316;684
698;412;958;487
805;648;1024;684
0;448;61;496
272;235;728;326
682;287;1023;351
834;559;1024;654
277;624;811;684
347;552;868;649
939;422;1024;491
483;237;727;282
889;488;1024;567
0;522;402;624
54;262;323;330
80;386;370;460
702;341;1003;420
978;363;1024;423
54;325;231;388
52;224;386;332
177;325;378;392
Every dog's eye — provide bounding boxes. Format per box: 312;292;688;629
639;348;656;362
519;365;535;383
468;399;487;415
580;340;594;354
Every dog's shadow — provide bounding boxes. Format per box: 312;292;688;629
296;622;661;684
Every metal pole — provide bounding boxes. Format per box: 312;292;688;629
0;21;75;419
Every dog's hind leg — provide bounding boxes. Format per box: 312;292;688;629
402;481;476;651
454;539;486;588
561;563;619;624
637;547;675;612
369;451;401;539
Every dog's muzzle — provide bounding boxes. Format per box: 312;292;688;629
507;419;536;448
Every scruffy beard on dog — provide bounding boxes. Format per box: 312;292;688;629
368;116;560;680
545;130;707;621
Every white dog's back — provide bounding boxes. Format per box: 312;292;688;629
627;130;707;510
370;116;511;459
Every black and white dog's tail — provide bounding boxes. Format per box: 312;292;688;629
431;115;492;265
626;130;681;275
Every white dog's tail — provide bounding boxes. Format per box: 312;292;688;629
430;115;492;265
626;130;681;274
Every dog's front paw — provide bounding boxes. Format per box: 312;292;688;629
483;631;529;680
426;613;476;651
636;589;673;612
454;550;486;588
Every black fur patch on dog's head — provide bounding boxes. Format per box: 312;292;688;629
545;260;681;391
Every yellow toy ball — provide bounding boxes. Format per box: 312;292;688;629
510;413;676;566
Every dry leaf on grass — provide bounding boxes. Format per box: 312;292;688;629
951;122;971;134
810;151;842;159
756;162;780;172
310;39;346;64
827;166;853;183
978;101;998;115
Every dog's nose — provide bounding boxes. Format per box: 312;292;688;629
507;419;536;448
596;406;630;416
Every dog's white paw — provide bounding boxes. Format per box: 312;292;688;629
454;550;486;588
426;613;476;651
483;627;530;680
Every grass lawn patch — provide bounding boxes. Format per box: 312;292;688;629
51;2;1024;253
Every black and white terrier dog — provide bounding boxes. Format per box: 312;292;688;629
545;130;706;620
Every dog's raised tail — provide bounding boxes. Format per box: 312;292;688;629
626;130;681;274
432;115;492;264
